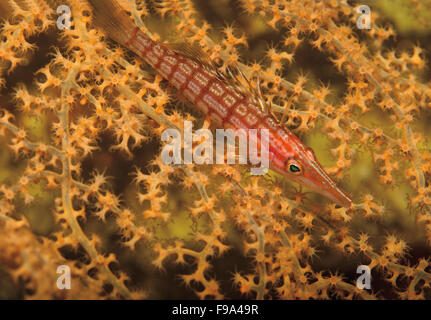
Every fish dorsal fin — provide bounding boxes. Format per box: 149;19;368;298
168;42;216;71
169;42;245;93
169;41;271;114
255;74;272;114
227;64;271;114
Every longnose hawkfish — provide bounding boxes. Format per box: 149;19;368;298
88;0;352;207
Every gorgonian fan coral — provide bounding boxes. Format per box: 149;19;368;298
0;0;431;299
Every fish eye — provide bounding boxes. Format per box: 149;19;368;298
286;159;302;175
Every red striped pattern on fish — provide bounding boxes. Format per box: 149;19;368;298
89;0;352;207
125;28;297;171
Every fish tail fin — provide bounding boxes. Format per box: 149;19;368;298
87;0;137;46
